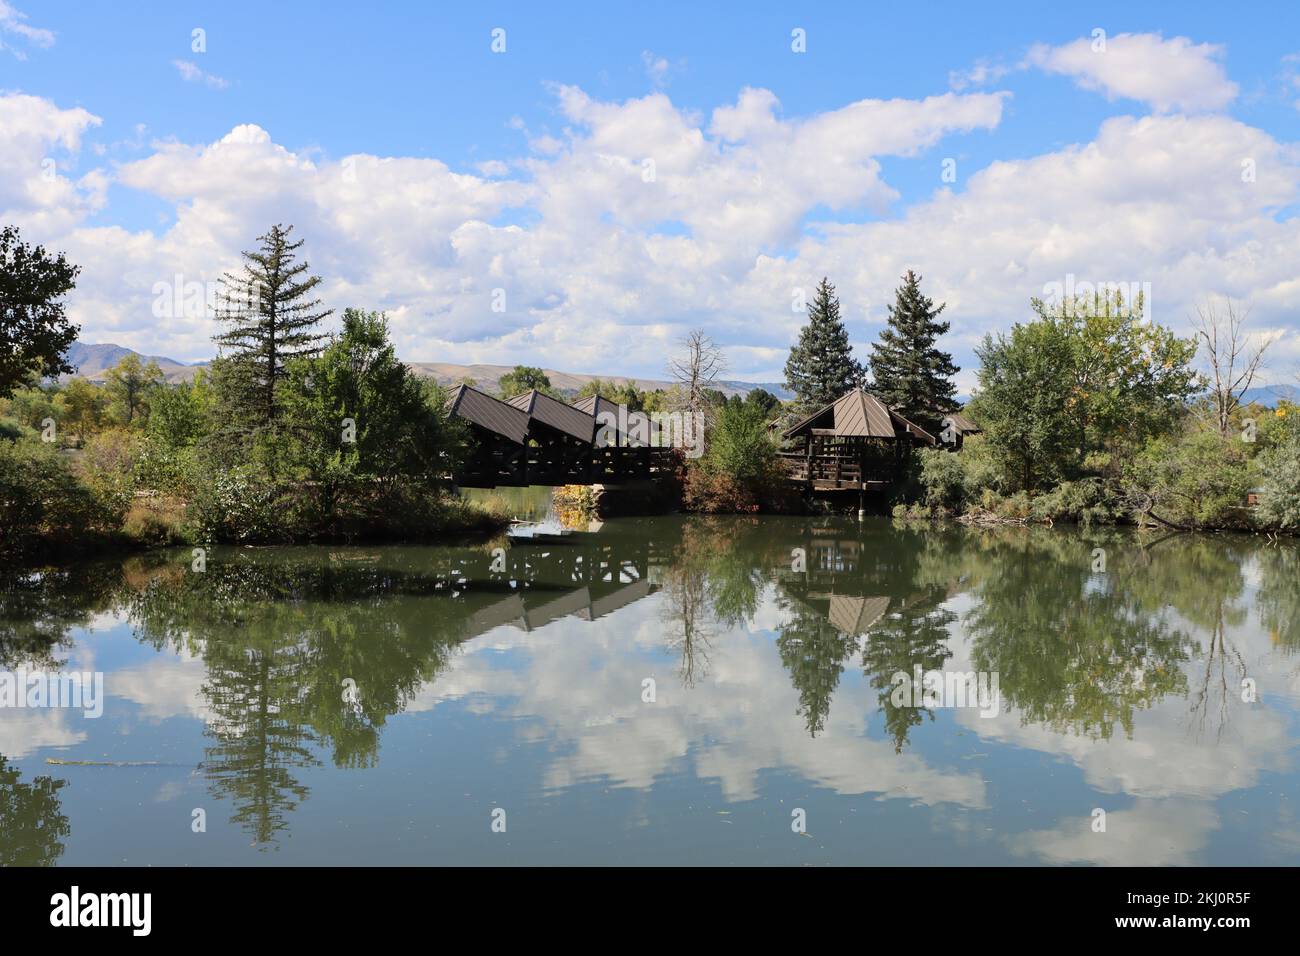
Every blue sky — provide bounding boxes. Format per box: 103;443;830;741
3;1;1300;386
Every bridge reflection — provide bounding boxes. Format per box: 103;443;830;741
4;518;1280;855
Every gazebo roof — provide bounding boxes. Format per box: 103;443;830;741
782;388;936;445
826;594;892;635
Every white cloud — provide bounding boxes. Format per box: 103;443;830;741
0;1;54;58
948;59;1010;92
642;50;668;86
0;93;104;234
172;59;229;90
6;65;1300;384
409;585;988;807
1028;32;1238;113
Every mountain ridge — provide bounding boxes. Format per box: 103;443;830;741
62;342;793;399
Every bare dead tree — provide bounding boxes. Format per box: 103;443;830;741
667;329;726;419
1192;298;1274;435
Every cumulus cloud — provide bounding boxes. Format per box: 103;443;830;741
948;59;1010;92
0;93;105;234
0;1;53;58
1027;32;1238;113
172;59;229;90
5;59;1300;384
641;50;678;88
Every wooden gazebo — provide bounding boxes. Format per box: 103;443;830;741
780;388;935;491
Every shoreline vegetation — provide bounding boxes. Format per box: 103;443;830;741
4;222;1300;565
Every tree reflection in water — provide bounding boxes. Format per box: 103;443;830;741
1;518;1296;852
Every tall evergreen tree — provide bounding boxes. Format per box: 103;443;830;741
783;277;864;408
868;270;959;432
214;224;331;427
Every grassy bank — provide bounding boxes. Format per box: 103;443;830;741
0;438;509;563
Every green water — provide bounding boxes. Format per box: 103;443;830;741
2;514;1298;865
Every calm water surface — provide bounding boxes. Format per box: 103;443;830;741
3;510;1299;865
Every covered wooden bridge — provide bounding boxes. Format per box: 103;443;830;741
779;388;935;491
447;384;674;488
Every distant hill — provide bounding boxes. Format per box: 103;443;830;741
408;362;791;399
63;343;793;398
1242;385;1299;407
65;342;199;383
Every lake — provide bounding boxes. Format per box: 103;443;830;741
2;509;1299;866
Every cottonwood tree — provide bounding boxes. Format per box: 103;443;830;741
0;225;81;399
784;277;863;409
971;293;1198;491
104;353;164;425
497;365;557;399
669;329;726;419
1192;297;1274;436
868;270;959;433
214;224;331;428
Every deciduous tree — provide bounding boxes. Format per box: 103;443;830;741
0;225;80;399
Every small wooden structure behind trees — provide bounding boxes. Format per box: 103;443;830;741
940;410;982;450
780;388;935;490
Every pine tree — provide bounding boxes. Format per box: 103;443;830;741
783;277;864;409
214;224;331;427
868;270;959;432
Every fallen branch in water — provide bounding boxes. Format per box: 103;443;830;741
955;506;1034;526
45;758;179;768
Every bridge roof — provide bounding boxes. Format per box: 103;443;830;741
507;389;597;442
446;384;529;444
572;394;663;444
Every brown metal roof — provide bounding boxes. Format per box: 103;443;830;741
446;384;530;445
826;594;892;635
783;389;897;439
945;411;980;433
571;394;661;445
507;389;596;443
888;409;938;446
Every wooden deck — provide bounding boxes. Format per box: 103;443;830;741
779;452;890;491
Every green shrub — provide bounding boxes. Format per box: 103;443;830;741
1128;429;1252;529
1029;478;1126;526
685;400;795;513
919;448;966;508
0;440;124;558
1254;432;1300;530
187;466;287;544
122;495;189;546
705;401;780;487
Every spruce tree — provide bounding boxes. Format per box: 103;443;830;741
215;224;331;427
868;270;959;432
783;277;864;409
